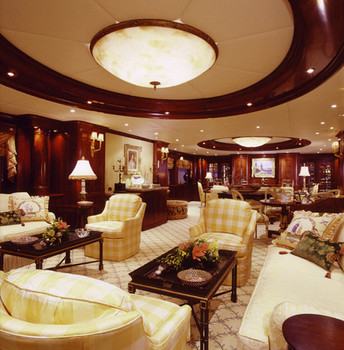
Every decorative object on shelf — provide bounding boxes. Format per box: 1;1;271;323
158;238;219;272
90;19;218;89
69;157;97;204
41;218;70;246
161;146;169;162
131;174;144;188
90;132;104;157
299;165;310;192
113;159;125;192
177;269;212;286
232;136;271;148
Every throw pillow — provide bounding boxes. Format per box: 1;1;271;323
12;196;47;222
285;215;334;237
272;231;302;250
0;209;23;226
291;232;343;271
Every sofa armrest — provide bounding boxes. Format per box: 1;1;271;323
189;223;205;240
87;213;108;224
241;210;257;246
46;212;56;223
121;203;147;233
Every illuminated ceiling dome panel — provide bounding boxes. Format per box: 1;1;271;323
91;19;218;89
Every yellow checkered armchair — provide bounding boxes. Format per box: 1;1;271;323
85;194;146;261
0;269;191;350
189;199;256;287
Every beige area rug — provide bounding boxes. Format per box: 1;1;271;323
16;201;276;350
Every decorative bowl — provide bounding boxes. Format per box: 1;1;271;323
75;228;90;238
177;269;212;286
11;236;39;246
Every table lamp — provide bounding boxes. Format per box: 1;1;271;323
69;157;97;206
299;166;310;192
205;172;213;188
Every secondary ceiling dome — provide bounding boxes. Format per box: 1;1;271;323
90;19;218;89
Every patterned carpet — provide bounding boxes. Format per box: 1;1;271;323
16;201;275;350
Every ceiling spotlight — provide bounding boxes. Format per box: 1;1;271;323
331;104;337;108
232;137;271;148
306;68;314;73
7;71;15;77
91;19;218;89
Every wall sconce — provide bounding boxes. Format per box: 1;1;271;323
161;147;169;162
332;139;344;159
90;132;104;157
299;165;310;192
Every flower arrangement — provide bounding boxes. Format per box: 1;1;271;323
41;218;70;246
159;238;219;272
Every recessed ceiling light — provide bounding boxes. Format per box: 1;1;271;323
328;138;332;141
320;121;325;124
7;71;15;77
174;147;177;150
331;104;337;108
315;132;319;134
176;138;179;142
154;132;158;135
256;126;260;129
206;151;209;154
87;100;92;104
125;123;128;126
200;129;204;132
247;102;252;107
165;111;170;115
70;109;75;113
129;129;132;132
320;148;323;151
181;144;184;147
330;127;334;129
306;68;314;74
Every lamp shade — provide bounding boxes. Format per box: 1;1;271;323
299;166;310;177
205;172;213;180
69;158;97;180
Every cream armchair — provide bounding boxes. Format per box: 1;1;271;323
85;194;146;261
0;269;191;350
189;199;256;287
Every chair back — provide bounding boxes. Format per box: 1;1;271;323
197;181;204;199
231;188;244;201
311;183;319;194
205;199;252;237
265;187;293;202
108;194;142;221
281;179;294;188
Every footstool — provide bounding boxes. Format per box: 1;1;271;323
167;200;188;220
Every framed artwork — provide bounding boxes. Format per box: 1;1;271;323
251;157;275;178
124;144;142;174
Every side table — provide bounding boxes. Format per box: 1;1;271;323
282;313;344;350
77;201;94;228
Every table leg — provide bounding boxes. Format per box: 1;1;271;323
65;250;71;264
231;262;237;303
128;283;136;294
35;258;43;269
199;300;209;350
280;206;289;231
99;238;103;270
0;252;3;271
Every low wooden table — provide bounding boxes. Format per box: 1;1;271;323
282;314;344;350
0;231;103;270
128;249;237;350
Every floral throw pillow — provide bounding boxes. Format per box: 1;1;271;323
285;215;334;237
291;231;343;271
12;197;46;222
273;231;302;250
0;210;23;226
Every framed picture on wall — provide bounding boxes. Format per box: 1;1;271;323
251;157;275;178
124;144;142;174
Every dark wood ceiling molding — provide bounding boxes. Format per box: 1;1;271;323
199;137;311;152
0;0;343;120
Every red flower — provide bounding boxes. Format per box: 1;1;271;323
192;243;209;261
57;220;69;230
179;242;192;251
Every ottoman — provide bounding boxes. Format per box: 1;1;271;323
167;200;188;220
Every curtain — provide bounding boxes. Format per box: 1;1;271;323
0;132;17;181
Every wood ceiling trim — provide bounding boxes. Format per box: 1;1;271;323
0;0;343;120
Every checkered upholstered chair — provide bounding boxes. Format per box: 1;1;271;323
189;199;256;287
85;194;146;261
0;269;191;350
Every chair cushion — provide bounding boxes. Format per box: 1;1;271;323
205;199;252;237
86;221;124;238
107;194;142;221
0;269;133;325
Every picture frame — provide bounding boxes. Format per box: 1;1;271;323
124;144;142;174
251;157;275;178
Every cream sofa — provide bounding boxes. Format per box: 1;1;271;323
0;269;191;350
0;192;55;271
0;192;55;243
238;211;344;349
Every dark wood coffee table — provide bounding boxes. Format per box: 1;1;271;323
0;231;103;270
282;314;344;350
128;249;237;350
